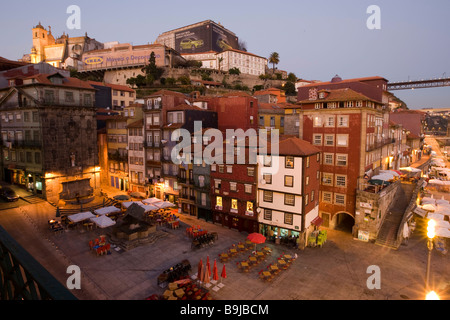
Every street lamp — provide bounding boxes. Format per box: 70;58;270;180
425;219;436;292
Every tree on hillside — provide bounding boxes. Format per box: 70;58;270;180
142;51;164;81
269;52;280;72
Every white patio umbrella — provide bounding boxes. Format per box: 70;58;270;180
435;227;450;238
90;215;116;228
422;204;436;212
121;201;143;209
154;201;175;209
142;197;163;204
427;213;444;220
94;206;121;216
137;203;159;212
68;212;96;223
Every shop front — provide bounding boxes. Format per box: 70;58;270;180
259;224;301;247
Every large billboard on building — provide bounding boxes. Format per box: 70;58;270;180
81;44;166;70
175;22;239;54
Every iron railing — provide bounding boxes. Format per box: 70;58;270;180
0;225;77;300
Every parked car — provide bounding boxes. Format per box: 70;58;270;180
0;187;19;202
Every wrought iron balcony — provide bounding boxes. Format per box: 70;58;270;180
0;225;77;300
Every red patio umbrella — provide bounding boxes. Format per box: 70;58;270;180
206;256;211;278
247;232;266;251
199;262;205;284
202;262;211;284
212;259;219;281
221;264;227;283
197;259;203;280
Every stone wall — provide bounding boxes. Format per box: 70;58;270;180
355;180;401;240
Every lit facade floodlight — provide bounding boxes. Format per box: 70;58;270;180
427;219;436;239
425;291;440;300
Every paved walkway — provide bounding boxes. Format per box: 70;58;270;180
0;198;448;300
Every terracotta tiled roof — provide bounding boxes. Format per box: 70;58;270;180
24;73;95;90
300;76;388;88
276;137;321;157
297;88;378;104
87;80;135;92
145;90;188;98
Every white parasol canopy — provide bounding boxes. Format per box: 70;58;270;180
68;212;96;223
90;215;116;228
436;227;450;238
121;201;143;209
428;179;445;185
427;213;444;220
422;204;436;212
137;203;159;212
142;197;163;204
400;167;422;173
94;206;121;216
154;201;175;209
380;170;401;177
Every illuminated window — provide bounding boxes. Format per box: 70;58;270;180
285;156;294;168
246;202;254;215
216;196;223;210
231;199;238;213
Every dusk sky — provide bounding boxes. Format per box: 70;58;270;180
1;0;449;109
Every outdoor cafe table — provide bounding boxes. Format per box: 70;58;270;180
284;254;292;260
237;244;245;251
249;257;257;264
270;265;279;271
229;248;237;256
278;259;286;265
262;271;272;280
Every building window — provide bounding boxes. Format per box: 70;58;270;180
337;115;349;127
324;153;334;165
219;165;224;173
263;173;272;184
211;164;216;172
284;175;294;187
311;190;315;202
313;116;323;127
227;166;233;173
324;135;334;146
336;134;348;147
244;184;252;194
322;173;333;186
336;175;347;187
65;91;74;102
247;167;255;177
264;209;272;221
285;156;294;168
263;190;273;203
306;156;310;168
322;191;332;203
246;202;254;216
313;134;322;146
284;194;295;206
325;116;335;127
230;182;237;192
259;116;265;126
305;194;309;205
216;196;223;210
231;199;238;213
336;154;348;166
284;213;293;225
334;193;346;206
264;155;272;167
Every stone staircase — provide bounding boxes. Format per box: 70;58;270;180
375;183;415;249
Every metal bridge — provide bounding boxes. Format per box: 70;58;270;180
388;77;450;91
